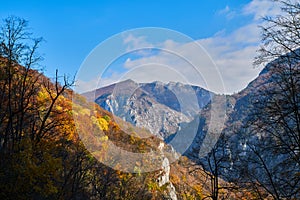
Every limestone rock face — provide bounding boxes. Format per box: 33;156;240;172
157;142;178;200
83;79;212;139
158;157;170;187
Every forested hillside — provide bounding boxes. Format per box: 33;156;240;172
0;16;257;200
1;0;300;199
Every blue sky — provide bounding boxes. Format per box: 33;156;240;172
0;0;281;93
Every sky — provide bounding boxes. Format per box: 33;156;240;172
0;0;282;94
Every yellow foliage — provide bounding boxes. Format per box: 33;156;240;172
81;108;91;116
98;117;109;131
192;185;203;198
147;180;160;192
129;135;136;144
170;174;181;184
37;88;48;101
55;105;63;111
182;175;187;182
91;116;109;131
72;103;91;116
98;135;108;142
134;165;141;176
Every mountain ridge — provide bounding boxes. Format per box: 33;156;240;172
82;79;213;138
85;55;300;198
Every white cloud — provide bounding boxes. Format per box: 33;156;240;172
217;5;236;19
219;5;230;15
123;33;153;52
114;0;283;94
75;78;99;93
198;22;263;93
120;32;261;94
243;0;282;20
118;22;264;93
122;39;223;93
75;71;124;93
76;0;283;94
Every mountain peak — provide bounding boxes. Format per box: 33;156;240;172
118;79;136;84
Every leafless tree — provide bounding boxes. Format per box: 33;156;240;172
0;16;75;199
247;0;300;198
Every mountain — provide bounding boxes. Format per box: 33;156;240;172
83;79;213;139
181;54;300;199
83;51;300;199
0;56;224;200
2;55;259;199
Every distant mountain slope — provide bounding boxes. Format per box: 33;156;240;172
181;53;300;198
82;79;213;138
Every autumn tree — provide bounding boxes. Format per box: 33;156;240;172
0;16;75;199
0;16;42;153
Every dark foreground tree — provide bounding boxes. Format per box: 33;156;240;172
246;0;300;199
0;16;76;199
